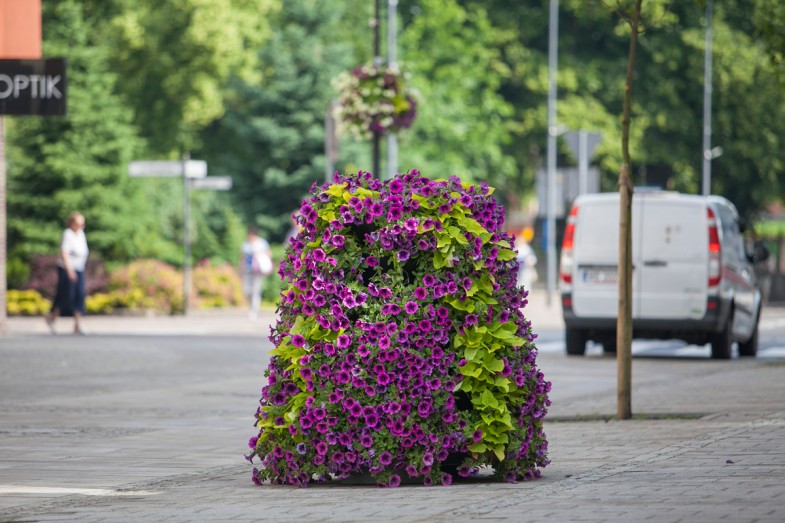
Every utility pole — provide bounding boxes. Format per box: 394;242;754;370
372;0;382;178
182;153;192;315
701;0;714;195
386;0;399;180
545;0;559;307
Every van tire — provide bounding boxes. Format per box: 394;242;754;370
738;320;758;357
566;328;587;356
710;315;733;360
602;337;617;354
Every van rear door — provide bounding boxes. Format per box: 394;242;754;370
637;196;708;319
571;196;643;318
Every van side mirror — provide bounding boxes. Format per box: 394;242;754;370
749;241;770;264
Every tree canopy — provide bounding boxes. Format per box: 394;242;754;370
5;0;785;278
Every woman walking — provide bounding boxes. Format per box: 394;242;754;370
45;212;89;335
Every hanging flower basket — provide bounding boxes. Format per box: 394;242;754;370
248;170;550;487
332;64;417;141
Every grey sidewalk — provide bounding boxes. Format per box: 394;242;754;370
1;291;784;522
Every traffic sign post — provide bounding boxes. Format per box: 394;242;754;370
128;158;231;315
564;130;602;197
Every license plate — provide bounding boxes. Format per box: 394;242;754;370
582;268;617;284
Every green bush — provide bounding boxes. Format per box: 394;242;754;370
107;259;184;314
193;261;246;309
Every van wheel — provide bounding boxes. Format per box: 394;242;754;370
738;320;759;357
710;315;733;360
565;328;587;356
602;337;617;354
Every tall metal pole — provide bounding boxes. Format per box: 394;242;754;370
325;100;336;183
386;0;399;180
546;0;559;307
701;0;713;195
182;153;192;315
372;0;382;178
578;130;588;195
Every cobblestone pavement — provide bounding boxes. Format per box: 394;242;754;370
1;291;784;522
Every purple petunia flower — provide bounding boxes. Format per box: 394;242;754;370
397;250;410;262
404;301;419;314
379;451;393;466
413;287;428;300
388;474;401;488
441;473;453;486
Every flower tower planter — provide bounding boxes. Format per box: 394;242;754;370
248;170;550;487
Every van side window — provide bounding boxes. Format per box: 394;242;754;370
717;204;744;260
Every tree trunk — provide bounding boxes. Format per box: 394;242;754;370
618;0;643;420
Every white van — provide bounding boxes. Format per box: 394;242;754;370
559;191;765;359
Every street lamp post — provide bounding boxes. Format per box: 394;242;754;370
546;0;559;306
701;0;714;195
386;0;399;180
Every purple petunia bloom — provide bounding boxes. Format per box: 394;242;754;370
441;473;453;486
404;301;419;314
379;451;393;465
397;250;410;262
388;474;401;488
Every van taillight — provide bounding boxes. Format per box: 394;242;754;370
560;205;579;284
707;207;721;287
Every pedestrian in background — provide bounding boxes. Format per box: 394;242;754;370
515;226;538;290
45;211;89;335
240;227;272;319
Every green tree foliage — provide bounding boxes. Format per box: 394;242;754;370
458;0;785;218
398;0;517;199
100;0;278;155
753;0;785;80
199;0;358;241
6;0;148;263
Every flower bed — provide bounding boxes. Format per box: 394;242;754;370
248;170;550;487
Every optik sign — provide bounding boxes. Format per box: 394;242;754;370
0;58;66;116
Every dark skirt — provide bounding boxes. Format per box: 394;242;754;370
51;267;86;316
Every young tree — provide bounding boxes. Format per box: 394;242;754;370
615;0;643;420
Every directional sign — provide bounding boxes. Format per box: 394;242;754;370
564;131;602;163
0;58;66;116
191;176;232;190
128;160;207;178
